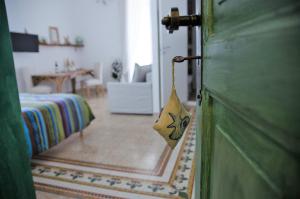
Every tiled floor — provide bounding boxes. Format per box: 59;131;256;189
37;95;165;171
36;191;73;199
36;95;165;198
34;94;196;199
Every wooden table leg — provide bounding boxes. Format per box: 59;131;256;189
55;84;61;93
54;77;67;93
71;78;76;94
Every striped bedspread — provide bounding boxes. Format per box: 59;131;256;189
20;93;95;157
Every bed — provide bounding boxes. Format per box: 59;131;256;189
20;93;95;158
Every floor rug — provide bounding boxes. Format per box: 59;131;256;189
32;110;196;199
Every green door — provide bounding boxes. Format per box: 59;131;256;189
0;0;36;198
196;0;300;198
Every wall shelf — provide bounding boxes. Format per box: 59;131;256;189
39;43;84;48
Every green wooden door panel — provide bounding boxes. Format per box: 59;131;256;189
210;100;299;198
199;0;300;198
212;0;298;35
204;2;300;142
195;97;203;199
0;0;36;198
210;126;278;199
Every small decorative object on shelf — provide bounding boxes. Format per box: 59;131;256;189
74;36;84;46
39;37;47;45
70;60;76;70
70;62;77;71
49;26;60;44
111;59;123;81
39;31;83;48
39;43;84;48
64;36;71;45
64;58;77;71
64;58;71;71
55;61;59;74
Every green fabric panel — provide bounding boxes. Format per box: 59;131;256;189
0;0;36;198
81;99;90;126
64;99;75;132
40;108;55;147
49;102;65;141
85;99;95;124
32;112;44;150
76;96;89;126
200;0;300;199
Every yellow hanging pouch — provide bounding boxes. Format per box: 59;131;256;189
153;62;191;149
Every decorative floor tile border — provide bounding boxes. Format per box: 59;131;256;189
33;110;196;199
35;182;127;199
33;144;172;176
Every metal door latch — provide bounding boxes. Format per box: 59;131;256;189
172;55;202;63
162;7;201;33
197;91;202;106
172;55;203;106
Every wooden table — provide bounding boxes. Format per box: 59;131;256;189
32;69;94;93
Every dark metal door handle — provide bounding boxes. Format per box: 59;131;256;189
161;7;201;33
172;55;202;63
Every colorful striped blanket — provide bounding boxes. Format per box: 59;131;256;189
20;93;95;158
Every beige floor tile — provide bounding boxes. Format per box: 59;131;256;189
36;191;75;199
38;94;166;170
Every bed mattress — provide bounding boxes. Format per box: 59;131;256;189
20;93;95;157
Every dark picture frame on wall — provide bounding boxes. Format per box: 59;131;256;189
49;26;60;44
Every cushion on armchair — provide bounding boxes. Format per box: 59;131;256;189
107;63;153;114
146;72;152;82
132;63;151;82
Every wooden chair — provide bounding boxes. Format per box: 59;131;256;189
81;63;104;97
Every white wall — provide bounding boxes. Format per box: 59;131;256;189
5;0;124;92
74;0;125;86
159;0;188;105
195;0;202;92
151;0;161;113
5;0;162;114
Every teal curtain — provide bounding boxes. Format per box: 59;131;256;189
0;0;36;198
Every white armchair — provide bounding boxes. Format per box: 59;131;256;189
107;64;153;114
107;81;153;114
